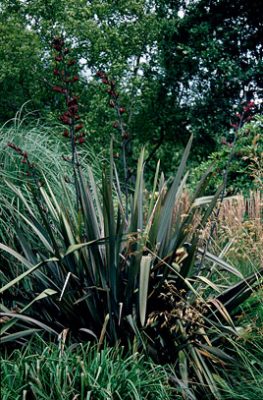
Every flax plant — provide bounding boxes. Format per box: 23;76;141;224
1;132;262;398
1;38;263;399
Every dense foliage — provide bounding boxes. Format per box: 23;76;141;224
1;132;262;398
1;0;262;172
190;115;263;194
0;1;262;399
1;340;175;399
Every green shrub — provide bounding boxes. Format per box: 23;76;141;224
190;115;263;195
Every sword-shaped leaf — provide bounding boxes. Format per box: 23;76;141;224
139;254;152;327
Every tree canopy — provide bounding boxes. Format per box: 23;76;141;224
1;0;262;171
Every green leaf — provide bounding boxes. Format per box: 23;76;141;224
139;254;152;327
0;251;59;293
0;313;58;335
197;248;243;278
0;328;42;343
21;288;57;312
157;134;193;255
0;243;32;269
64;239;106;256
215;268;263;312
198;344;235;363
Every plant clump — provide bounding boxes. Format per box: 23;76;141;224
0;35;263;400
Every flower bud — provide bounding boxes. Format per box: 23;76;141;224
52;37;64;47
53;44;62;51
52;85;66;94
7;142;22;154
96;71;105;78
68;104;78;115
59;114;72;125
122;132;129;139
67;96;79;106
78;137;85;144
75;123;84;132
68;59;76;66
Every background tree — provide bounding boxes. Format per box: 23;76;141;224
1;0;262;174
0;10;44;120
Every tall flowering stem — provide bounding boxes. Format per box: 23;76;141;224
96;71;130;217
51;36;85;209
6;143;40;186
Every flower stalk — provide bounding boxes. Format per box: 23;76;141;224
51;36;85;209
96;71;130;217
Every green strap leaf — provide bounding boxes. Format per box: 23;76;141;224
0;249;59;293
139;254;152;327
0;328;42;343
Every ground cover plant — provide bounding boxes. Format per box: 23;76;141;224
1;338;175;400
1;27;263;400
1;291;262;399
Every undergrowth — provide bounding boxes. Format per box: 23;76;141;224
1;338;175;400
